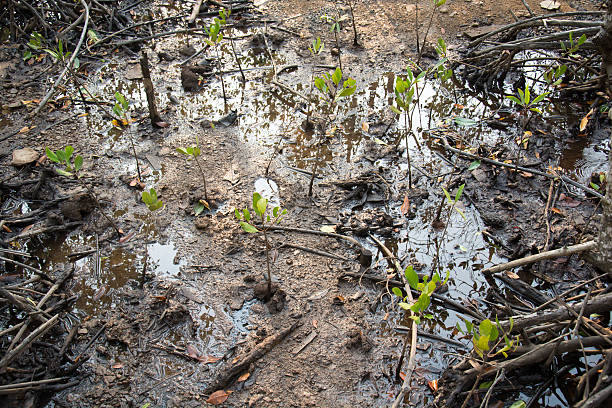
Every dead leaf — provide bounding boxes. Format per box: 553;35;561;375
551;207;565;216
520;171;533;178
506;271;520;280
361;121;369;132
559;193;581;207
155;121;170;128
428;379;439;392
320;225;336;233
400;195;410;216
206;390;231;405
111;363;123;369
129;178;145;190
186;344;200;359
580;108;593;132
312;319;318;328
199;355;221;364
18;126;35;134
540;0;560;10
399;371;406;381
118;230;136;243
237;372;250;382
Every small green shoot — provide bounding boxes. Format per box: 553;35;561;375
45;146;83;178
235;193;288;299
506;83;549;115
177;135;210;211
392;266;449;325
456;316;518;358
313;67;356;106
309;37;324;56
442;183;466;220
141;188;163;212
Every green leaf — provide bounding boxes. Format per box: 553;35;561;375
455;184;465;202
390;105;402;115
506;95;522;105
404;265;419;290
331;67;342;86
243;208;251;222
524;84;530;105
256;196;268;217
464;320;474;333
442;187;452;203
56;168;73;177
398;302;411;310
454;117;478;127
423;313;433;319
194;202;206;216
509;401;526;408
45;147;59;163
64;145;74;161
467;160;481;171
409;315;421;325
531;92;550;105
455;207;466;220
73;57;80;69
176;147;189;155
142;190;152;204
392;287;403;298
479;381;493;389
234;208;241;219
476;334;490;353
56;149;66;163
479;319;494;338
74;155;83;172
240;221;259;233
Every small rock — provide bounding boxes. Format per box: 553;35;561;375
11;148;38;166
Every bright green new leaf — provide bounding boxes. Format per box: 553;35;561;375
74;155;83;172
234;208;240;219
331;67;342;86
46;147;59;163
404;265;419;290
392;287;403;298
467;160;481;171
240;221;258;233
509;401;526;408
243;208;251;222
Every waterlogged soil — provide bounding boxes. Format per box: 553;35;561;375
0;0;609;407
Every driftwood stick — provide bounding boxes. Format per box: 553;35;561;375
0;314;60;371
468;11;605;47
188;0;204;25
466;335;612;378
278;242;350;262
140;51;162;127
203;320;300;394
482;239;597;275
500;292;612;333
0;376;70;392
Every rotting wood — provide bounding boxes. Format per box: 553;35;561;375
203;320;300;394
140;51;163;127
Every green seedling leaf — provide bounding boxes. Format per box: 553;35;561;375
404;265;419;290
256;196;268;217
455;184;465;201
467;160;481;171
45;147;59;163
74;155;83;172
479;381;493;389
454;117;478;127
331;67;342;86
56;168;73;177
506;95;522;105
64;145;74;161
509;401;526;408
243;208;251;222
176;147;190;155
240;221;258;233
392;287;403;298
194;201;206;216
234;208;240;219
442;187;452;204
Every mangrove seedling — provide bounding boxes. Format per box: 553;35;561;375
177;135;210;214
309;66;356;196
456;316;518;359
142;188;163;212
346;0;360;46
390;66;425;188
235;192;287;300
46;146;121;235
313;67;356;108
321;12;347;70
205;9;229;110
392;266;449;325
112;91;143;183
219;8;246;83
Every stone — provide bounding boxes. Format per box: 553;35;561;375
11;147;38;166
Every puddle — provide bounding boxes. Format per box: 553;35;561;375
254;177;280;207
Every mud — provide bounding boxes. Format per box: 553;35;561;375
0;0;610;407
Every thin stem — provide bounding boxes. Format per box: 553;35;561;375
334;30;342;71
347;0;359;46
215;46;228;112
404;110;412;188
262;224;272;298
193;155;209;202
126;127;142;181
228;29;246;82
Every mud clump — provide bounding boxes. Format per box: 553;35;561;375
253;282;286;313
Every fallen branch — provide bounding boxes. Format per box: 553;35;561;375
482;241;597;275
203;320;300;394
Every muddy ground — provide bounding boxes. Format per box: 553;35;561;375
1;0;611;407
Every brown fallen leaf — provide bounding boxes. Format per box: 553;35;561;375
129;178;146;190
580;108;593;132
506;271;520;280
361;121;369;132
186;344;200;359
428;379;439;392
111;363;123;369
118;230;136;243
198;355;221;364
206;390;231;405
237;372;250;382
400;195;410;216
551;207;565;216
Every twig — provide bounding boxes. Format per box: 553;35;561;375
0;314;60;371
31;0;90;117
481;240;597;275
